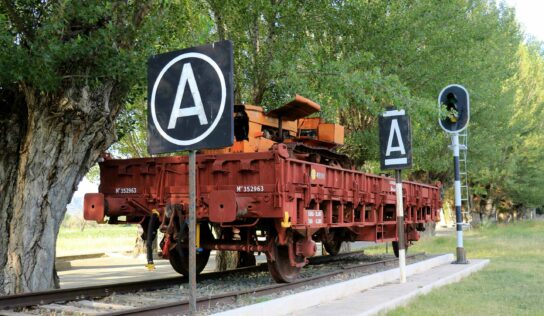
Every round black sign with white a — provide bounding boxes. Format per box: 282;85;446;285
147;41;234;153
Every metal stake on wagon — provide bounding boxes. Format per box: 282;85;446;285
438;84;470;264
379;107;413;283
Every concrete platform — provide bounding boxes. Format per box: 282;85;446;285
57;241;375;289
58;254;180;288
213;254;489;316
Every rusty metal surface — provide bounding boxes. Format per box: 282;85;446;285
83;193;105;221
266;94;321;121
200;242;268;252
86;144;440;245
208;190;237;222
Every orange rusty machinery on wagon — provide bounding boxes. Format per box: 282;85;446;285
202;95;349;167
84;95;441;283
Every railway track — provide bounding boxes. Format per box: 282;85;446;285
0;263;267;310
0;252;427;315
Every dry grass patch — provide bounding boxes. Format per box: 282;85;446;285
57;225;138;256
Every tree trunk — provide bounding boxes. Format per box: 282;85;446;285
212;226;239;271
133;225;146;256
0;101;26;295
340;242;351;253
0;83;120;294
215;251;239;271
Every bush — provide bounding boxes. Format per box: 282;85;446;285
61;213;96;231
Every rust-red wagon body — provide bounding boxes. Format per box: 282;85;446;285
84;93;441;282
86;144;439;240
85;143;440;282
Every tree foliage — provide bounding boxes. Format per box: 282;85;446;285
1;0;543;294
0;0;204;294
114;1;541;212
503;43;544;206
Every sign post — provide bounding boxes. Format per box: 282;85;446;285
438;84;470;264
188;150;196;312
147;41;234;314
379;108;412;283
394;168;405;283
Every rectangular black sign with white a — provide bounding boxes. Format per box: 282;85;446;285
147;40;234;154
379;109;412;170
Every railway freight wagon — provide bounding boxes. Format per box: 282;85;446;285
84;96;441;283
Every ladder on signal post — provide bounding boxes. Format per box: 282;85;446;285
458;130;471;227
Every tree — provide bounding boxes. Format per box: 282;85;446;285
0;1;204;294
503;43;544;208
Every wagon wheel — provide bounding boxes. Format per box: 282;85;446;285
168;222;213;276
267;239;301;283
392;240;409;258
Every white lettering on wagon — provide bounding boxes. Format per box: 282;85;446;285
306;209;324;225
236;185;264;193
310;169;326;181
115;187;137;194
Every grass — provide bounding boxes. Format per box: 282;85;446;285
56;225;138;257
378;221;544;315
55;221;544;315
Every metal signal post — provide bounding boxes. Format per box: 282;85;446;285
438;84;470;264
451;133;467;263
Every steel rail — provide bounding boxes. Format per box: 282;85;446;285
105;252;429;316
0;249;369;310
0;263;267;310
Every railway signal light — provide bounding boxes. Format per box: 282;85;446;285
438;84;470;265
438;84;469;133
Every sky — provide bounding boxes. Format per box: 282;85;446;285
503;0;544;41
77;177;97;193
69;177;97;215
